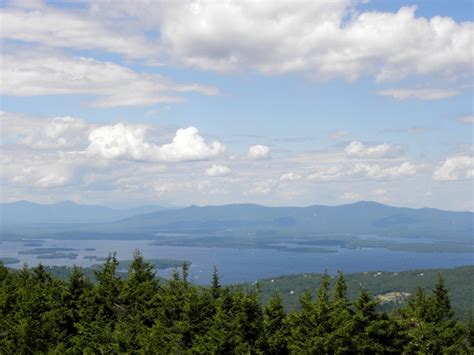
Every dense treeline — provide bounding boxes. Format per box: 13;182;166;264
0;251;472;354
251;266;474;319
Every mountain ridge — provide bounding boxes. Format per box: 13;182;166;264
100;201;473;240
1;200;472;240
0;200;169;225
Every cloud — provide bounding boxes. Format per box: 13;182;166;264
35;172;71;188
154;181;193;195
6;0;45;10
372;188;387;196
378;88;460;101
245;180;273;195
94;2;472;82
0;50;219;107
247;145;270;160
196;180;229;195
1;111;227;164
5;2;469;83
306;166;344;182
329;130;350;140
459;115;474;125
0;151;74;188
156;127;225;162
345;141;401;159
87;124;225;162
354;162;417;179
341;192;360;200
433;155;474;181
0;112;90;149
0;5;154;60
205;164;231;177
280;172;302;182
87;123;152;161
307;162;416;181
381;126;430;135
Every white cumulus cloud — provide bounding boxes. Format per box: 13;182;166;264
0;151;74;188
2;1;471;85
35;172;71;188
247;145;270;160
352;162;416;179
94;2;473;83
345;141;401;159
205;164;231;177
433;155;474;181
87;124;225;162
1;112;90;149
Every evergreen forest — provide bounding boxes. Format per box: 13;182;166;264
0;251;472;354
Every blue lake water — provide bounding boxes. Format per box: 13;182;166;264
1;239;473;284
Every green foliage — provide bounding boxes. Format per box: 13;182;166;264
259;291;289;354
0;255;471;353
399;275;470;353
250;265;474;320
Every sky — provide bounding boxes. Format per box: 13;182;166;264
0;0;473;210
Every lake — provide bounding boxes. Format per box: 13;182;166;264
1;239;472;284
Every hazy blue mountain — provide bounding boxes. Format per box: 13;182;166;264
101;201;473;240
1;201;472;241
0;200;169;225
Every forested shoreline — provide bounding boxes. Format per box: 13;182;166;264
1;251;472;353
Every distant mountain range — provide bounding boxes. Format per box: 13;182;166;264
0;200;169;224
106;201;473;239
1;200;472;240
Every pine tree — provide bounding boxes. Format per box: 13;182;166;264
329;271;354;352
312;273;333;351
259;291;289;354
316;273;331;318
0;251;470;353
116;251;160;351
128;250;157;284
182;261;190;288
401;280;469;354
467;308;474;350
403;287;431;323
287;274;332;353
0;261;8;282
351;288;400;353
32;263;51;284
193;287;243;352
333;270;348;304
286;289;314;352
121;250;159;317
93;253;123;319
433;273;453;321
211;265;221;300
61;266;93;341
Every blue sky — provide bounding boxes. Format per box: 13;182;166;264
0;0;472;210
